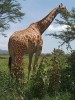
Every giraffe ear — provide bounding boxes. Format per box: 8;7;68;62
61;3;63;6
59;5;60;8
59;3;63;8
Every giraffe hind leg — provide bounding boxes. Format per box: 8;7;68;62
13;56;24;84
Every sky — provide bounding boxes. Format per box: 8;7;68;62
0;0;75;53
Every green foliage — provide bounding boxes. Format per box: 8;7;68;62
67;51;75;99
0;0;24;36
0;50;75;100
25;59;47;99
48;7;75;49
42;92;71;100
68;50;75;80
60;67;72;92
47;53;60;95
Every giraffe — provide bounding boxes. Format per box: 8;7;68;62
8;3;67;81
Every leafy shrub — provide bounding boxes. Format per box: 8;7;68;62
67;50;75;99
60;67;72;92
26;59;47;99
68;50;75;81
42;92;71;100
47;49;61;96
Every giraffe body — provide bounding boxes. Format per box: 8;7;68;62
8;3;67;81
9;23;42;56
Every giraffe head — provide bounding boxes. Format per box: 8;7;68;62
57;3;68;14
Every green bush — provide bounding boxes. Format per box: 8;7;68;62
60;67;72;92
0;50;75;100
68;51;75;81
67;51;75;99
42;92;71;100
26;59;47;99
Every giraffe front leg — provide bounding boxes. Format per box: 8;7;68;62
28;53;33;80
33;50;41;72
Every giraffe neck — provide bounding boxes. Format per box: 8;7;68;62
36;7;59;34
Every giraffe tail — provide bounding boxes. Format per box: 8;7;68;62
8;57;12;71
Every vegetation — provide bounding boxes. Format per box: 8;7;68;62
0;49;75;100
48;7;75;49
0;0;24;36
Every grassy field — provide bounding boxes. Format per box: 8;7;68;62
0;53;74;100
0;54;29;79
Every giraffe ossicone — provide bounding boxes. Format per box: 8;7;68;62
8;3;68;82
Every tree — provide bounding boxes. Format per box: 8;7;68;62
0;0;24;36
52;49;65;55
48;7;75;49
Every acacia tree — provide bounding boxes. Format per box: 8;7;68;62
48;8;75;49
0;0;24;36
